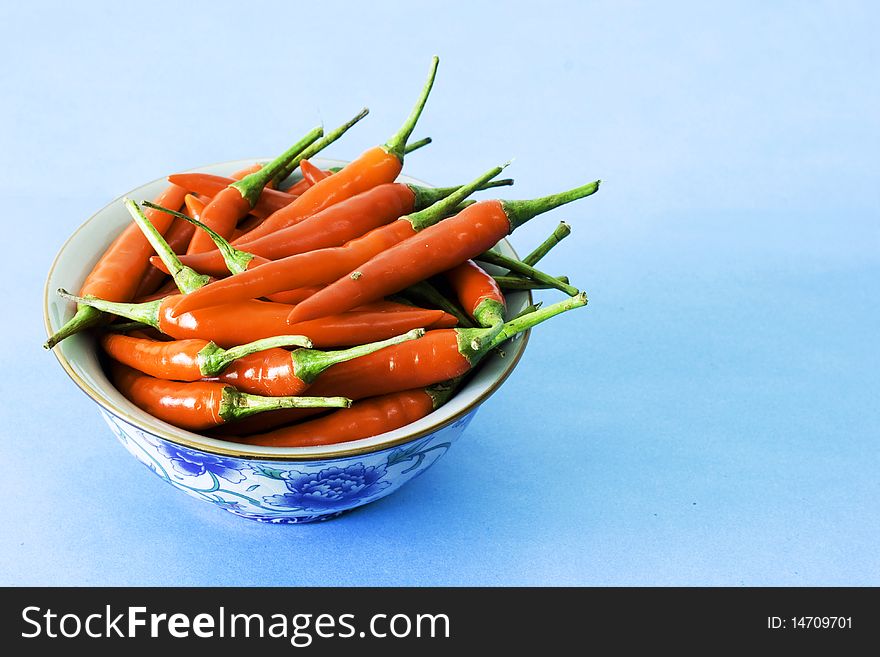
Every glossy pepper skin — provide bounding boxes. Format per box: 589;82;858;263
100;332;310;381
237;57;438;243
287;177;601;324
287;200;513;324
44;184;188;349
168;172;297;219
444;259;506;328
109;362;348;432
167;183;419;278
169;163;505;317
237;389;435;447
184;127;323;253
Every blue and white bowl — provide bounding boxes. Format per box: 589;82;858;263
44;158;530;523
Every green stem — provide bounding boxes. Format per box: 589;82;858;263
142;201;255;275
425;377;464;409
523;221;571;266
494;275;569;291
124;198;209;294
404;136;432;154
476;251;579;296
456;292;588;363
502;180;600;230
383;56;439;161
409;178;514;212
473;298;506;331
56;289;162;328
273;108;370;187
403;280;475;328
43;305;103;349
406;163;508;232
291;328;424;385
231;125;323;206
107;320;152;333
510;302;543;320
197;335;313;377
220;389;350;422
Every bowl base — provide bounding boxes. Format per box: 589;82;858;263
226;510;345;524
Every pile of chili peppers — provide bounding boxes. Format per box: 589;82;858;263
47;57;601;447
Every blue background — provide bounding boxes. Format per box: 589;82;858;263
1;1;877;585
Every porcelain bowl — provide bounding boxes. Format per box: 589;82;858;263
44;158;530;523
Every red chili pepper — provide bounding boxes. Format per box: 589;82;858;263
58;291;445;349
239;57;439;243
209;328;424;396
44;184;187;349
444;260;506;329
168;172;299;219
166;178;510;278
306;294;587;401
213;294;585;437
185;126;323;253
101;332;312;381
286;180;600;325
109;362;350;432
299;158;331;186
170;163;505;315
236;386;450;447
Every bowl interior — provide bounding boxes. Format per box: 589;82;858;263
44;158;530;460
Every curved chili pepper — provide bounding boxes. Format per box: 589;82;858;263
101;332;312;381
109;362;350;432
168;172;299;219
236;385;456;447
186;126;323;253
286;180;600;324
242;57;439;243
133;194;203;298
163;178;511;278
170;163;505;315
212;294;585;437
44;184;187;349
306;293;588;402
57;290;445;349
444;260;506;330
298;159;330;186
283;137;432;195
211;328;424;396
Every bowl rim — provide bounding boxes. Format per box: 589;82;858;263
44;157;531;461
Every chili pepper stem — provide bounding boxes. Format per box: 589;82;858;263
502;180;601;231
407;162;510;232
494;275;569;291
273;108;370;188
456;292;588;362
510;302;543;320
383;56;439;162
425;377;463;409
403;281;475;328
291;328;425;385
56;289;161;328
477;250;579;296
124;199;209;294
220;389;351;423
142;201;255;275
473;298;506;332
409;178;514;212
197;335;313;377
404;137;432;154
523;221;571;266
43;305;102;350
231;126;323;206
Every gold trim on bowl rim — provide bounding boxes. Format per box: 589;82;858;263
43;159;531;461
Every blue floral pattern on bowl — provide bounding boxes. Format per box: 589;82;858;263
101;410;475;523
